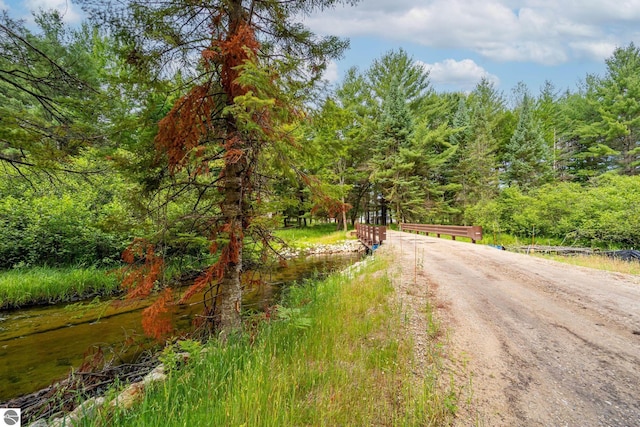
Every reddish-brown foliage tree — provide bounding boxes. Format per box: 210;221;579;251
84;0;357;338
119;239;168;338
123;6;283;337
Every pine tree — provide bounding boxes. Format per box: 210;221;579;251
579;43;640;175
0;11;107;174
504;94;553;189
535;80;563;177
451;78;504;218
369;77;425;223
333;67;377;224
81;0;357;336
556;86;612;180
368;48;431;113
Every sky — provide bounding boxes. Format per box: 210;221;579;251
3;0;640;95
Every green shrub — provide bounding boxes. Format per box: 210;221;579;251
0;193;128;269
466;174;640;248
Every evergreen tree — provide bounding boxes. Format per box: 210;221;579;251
363;50;441;224
367;48;431;113
504;94;553;189
333;67;376;225
563;44;640;180
0;11;109;175
81;0;357;336
411;92;459;222
535;81;563;177
578;43;640;175
451;78;504;219
556;86;611;180
369;77;425;223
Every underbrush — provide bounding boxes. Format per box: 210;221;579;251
476;232;566;247
476;232;631;250
0;267;120;309
84;253;456;426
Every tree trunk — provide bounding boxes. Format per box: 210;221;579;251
217;155;244;333
216;0;246;335
380;196;388;226
365;191;371;224
341;196;348;232
338;170;348;232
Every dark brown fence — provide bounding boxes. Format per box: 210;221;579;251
400;223;483;243
355;223;387;248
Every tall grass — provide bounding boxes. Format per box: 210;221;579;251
0;267;120;309
476;232;568;247
541;254;640;275
86;254;456;426
274;223;355;248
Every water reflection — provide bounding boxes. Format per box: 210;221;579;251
0;252;360;401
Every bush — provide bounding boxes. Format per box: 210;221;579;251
465;174;640;248
0;193;128;269
577;174;640;246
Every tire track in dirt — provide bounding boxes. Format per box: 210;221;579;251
383;230;640;427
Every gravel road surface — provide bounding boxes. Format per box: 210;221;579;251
383;230;640;427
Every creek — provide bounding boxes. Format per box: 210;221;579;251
0;252;361;401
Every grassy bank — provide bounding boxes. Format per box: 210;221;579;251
274;223;355;248
0;224;346;310
85;253;456;426
0;267;120;309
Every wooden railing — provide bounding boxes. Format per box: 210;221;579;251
400;223;483;244
355;223;387;248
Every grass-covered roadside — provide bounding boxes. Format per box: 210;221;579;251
83;253;456;426
0;267;120;309
474;232;640;275
539;254;640;275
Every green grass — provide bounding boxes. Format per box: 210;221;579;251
476;232;569;247
0;266;120;309
274;223;355;248
475;232;640;275
540;254;640;275
477;231;633;250
85;253;456;426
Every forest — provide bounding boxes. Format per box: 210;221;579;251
1;2;639;330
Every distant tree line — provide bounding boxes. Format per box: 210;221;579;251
305;45;640;248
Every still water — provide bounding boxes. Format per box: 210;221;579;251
0;253;360;401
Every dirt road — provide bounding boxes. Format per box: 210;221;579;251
383;230;640;427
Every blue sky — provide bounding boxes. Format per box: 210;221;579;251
304;0;640;95
4;0;639;96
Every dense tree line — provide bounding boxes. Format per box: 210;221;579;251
310;45;640;248
2;14;639;258
2;6;639;334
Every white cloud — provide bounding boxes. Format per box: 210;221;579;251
304;0;640;65
554;0;640;23
24;0;83;23
418;59;499;91
322;60;340;84
569;41;618;61
0;1;7;10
